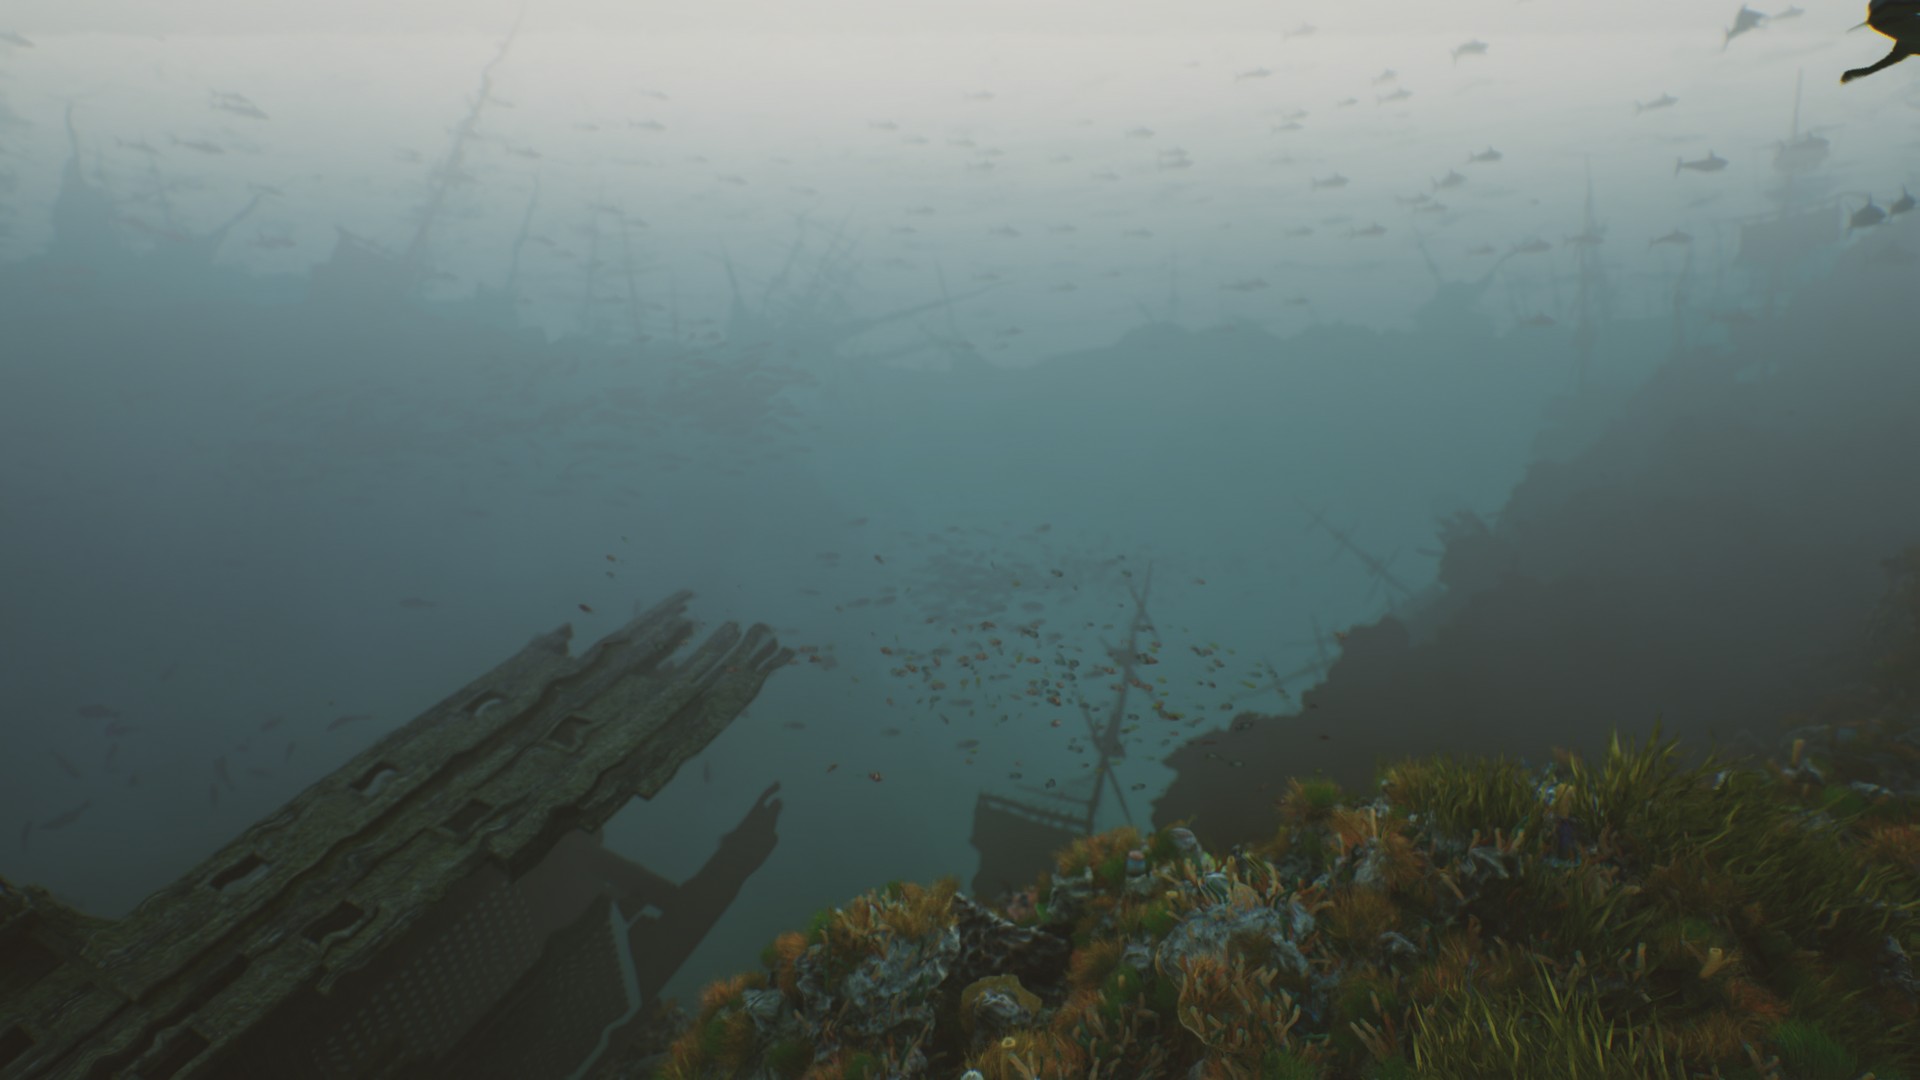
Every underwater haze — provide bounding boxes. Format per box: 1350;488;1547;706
4;0;1920;1034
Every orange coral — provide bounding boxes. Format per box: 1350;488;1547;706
1722;976;1791;1026
1320;885;1400;950
1859;821;1920;870
822;877;961;959
1166;953;1305;1067
1409;922;1483;999
1067;938;1124;993
1371;827;1429;893
1055;826;1143;878
1276;777;1341;827
767;931;809;998
969;1029;1087;1080
698;971;763;1013
1664;1010;1749;1061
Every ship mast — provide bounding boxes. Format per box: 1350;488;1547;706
1572;160;1605;391
400;9;524;291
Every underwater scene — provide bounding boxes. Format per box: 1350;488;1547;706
2;1;1919;1076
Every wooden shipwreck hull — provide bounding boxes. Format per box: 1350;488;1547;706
0;592;791;1080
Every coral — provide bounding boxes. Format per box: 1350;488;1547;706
658;702;1920;1080
967;1029;1085;1080
1055;826;1143;881
1277;777;1344;827
946;893;1071;995
1168;951;1306;1061
1318;885;1400;950
958;974;1041;1038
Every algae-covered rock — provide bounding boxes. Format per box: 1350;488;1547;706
957;974;1040;1038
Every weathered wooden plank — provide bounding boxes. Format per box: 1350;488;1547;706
0;593;785;1080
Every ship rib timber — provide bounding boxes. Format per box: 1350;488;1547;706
0;591;792;1080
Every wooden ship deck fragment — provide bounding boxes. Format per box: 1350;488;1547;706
0;591;792;1080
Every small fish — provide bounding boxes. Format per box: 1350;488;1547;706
1649;229;1692;247
1511;237;1553;255
169;136;226;155
210;784;221;808
210;92;270;121
1772;4;1802;17
1675;151;1728;176
1348;223;1387;239
1850;199;1887;230
103;719;140;738
1723;5;1766;49
1376;88;1413;104
826;762;839;773
51;751;81;781
214;756;235;789
326;714;371;731
1634;93;1679;114
578;603;594;613
0;30;36;47
1467;147;1502;164
1890;188;1915;216
1310;174;1349;190
1433;169;1466;190
868;771;884;782
1451;39;1489;63
77;704;120;720
40;800;91;831
284;741;297;763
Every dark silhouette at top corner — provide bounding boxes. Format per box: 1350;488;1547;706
1842;1;1920;83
